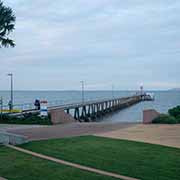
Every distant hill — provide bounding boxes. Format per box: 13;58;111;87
169;88;180;91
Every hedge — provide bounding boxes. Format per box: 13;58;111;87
152;105;180;124
0;113;52;125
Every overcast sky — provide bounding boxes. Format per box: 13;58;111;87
0;0;180;90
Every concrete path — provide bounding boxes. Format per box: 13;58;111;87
7;145;140;180
0;124;47;132
6;122;136;141
96;124;180;148
0;177;7;180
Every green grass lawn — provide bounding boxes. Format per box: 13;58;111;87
0;146;119;180
20;136;180;180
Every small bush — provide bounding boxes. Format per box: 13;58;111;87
152;114;178;124
0;113;52;125
168;106;180;118
176;115;180;123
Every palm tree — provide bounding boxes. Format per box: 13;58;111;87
0;0;16;48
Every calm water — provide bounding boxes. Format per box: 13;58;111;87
0;91;179;122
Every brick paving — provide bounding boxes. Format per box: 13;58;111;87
7;122;136;141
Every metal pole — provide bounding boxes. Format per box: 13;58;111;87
80;81;84;104
8;73;13;110
11;74;13;108
112;85;114;99
0;96;2;121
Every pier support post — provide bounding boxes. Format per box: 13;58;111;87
66;109;70;114
74;107;80;121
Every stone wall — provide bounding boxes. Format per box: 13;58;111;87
50;108;76;125
143;109;160;124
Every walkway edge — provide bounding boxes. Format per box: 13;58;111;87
0;177;7;180
6;145;140;180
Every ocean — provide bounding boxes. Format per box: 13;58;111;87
0;91;179;122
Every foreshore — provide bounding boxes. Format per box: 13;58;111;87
1;122;180;148
2;122;136;140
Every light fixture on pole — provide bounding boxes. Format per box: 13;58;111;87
112;84;114;99
7;73;13;110
80;81;85;104
0;96;3;121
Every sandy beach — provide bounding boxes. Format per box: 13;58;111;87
96;124;180;148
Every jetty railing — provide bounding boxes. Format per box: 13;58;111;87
1;94;153;122
1;96;134;112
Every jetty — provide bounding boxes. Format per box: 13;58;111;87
6;94;153;123
56;95;143;122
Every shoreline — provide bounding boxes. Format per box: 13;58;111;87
0;122;179;148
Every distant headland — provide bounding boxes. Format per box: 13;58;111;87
169;88;180;91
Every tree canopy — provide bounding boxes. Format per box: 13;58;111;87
0;0;16;48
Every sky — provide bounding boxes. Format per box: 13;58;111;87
0;0;180;90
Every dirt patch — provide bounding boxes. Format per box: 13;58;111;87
96;124;180;148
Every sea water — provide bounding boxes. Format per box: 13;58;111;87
0;91;179;122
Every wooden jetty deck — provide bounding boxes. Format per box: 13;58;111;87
8;94;152;122
49;94;151;122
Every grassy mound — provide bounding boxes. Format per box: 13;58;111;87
20;136;180;180
0;146;116;180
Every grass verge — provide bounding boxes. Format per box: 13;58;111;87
20;136;180;180
0;145;119;180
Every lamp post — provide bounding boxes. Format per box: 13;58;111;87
0;96;3;121
7;73;13;110
112;84;114;99
80;81;85;104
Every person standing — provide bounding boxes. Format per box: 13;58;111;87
34;99;40;110
8;100;13;111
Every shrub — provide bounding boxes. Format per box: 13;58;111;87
152;114;178;124
168;106;180;118
176;115;180;123
0;113;52;125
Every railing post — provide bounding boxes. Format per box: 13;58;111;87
74;107;80;121
66;109;70;114
81;106;87;121
88;105;91;117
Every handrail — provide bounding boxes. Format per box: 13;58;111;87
2;95;139;112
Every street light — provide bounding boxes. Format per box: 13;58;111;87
112;84;114;99
80;81;85;104
7;73;13;110
0;96;3;121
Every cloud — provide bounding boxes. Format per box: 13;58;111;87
0;0;180;90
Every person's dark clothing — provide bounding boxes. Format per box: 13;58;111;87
8;100;13;111
34;99;40;110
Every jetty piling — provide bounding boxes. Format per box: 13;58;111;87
4;94;153;123
61;95;145;122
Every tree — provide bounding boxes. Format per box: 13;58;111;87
0;0;16;48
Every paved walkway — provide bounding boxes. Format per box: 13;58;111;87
0;124;46;132
0;178;7;180
6;122;136;140
7;145;140;180
3;123;180;148
96;124;180;148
